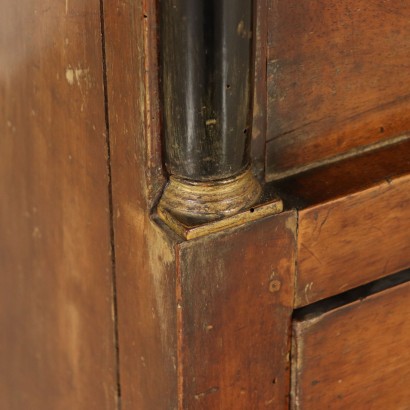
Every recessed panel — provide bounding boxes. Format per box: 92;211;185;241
266;0;410;179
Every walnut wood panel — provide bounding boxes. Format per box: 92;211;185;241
103;1;180;409
251;0;268;175
272;138;410;210
295;172;410;307
292;281;410;409
0;1;117;409
273;140;410;306
177;212;296;409
266;0;410;179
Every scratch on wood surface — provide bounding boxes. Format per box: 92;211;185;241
61;301;81;391
123;204;175;350
194;386;219;400
285;215;297;237
205;119;217;126
65;68;74;85
65;66;92;112
147;224;175;348
301;243;323;266
316;207;332;237
65;66;91;87
32;226;42;239
304;282;314;304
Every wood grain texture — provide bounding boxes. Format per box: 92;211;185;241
177;212;296;409
0;1;117;409
296;172;410;307
266;0;410;179
272;138;410;209
292;281;410;409
251;0;268;175
271;141;410;306
103;1;180;408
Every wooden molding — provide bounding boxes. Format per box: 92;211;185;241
158;167;262;221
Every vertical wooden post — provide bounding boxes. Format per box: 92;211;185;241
158;0;261;221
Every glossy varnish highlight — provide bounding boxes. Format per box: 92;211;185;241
159;0;254;181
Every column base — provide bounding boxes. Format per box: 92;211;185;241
156;168;283;240
158;168;262;221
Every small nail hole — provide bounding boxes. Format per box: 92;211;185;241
250;208;254;213
226;84;231;89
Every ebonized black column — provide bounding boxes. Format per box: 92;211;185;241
159;0;253;181
158;0;261;221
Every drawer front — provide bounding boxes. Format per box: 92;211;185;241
296;173;410;307
265;0;410;180
292;280;410;409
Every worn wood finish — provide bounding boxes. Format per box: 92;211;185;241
104;1;164;207
177;212;296;409
4;1;410;408
272;140;410;306
104;2;294;408
251;0;268;175
266;0;410;179
157;0;265;224
0;1;117;409
295;172;410;306
103;1;180;409
273;138;410;209
292;281;410;409
159;0;254;182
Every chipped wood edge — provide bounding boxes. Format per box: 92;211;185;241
156;195;283;240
